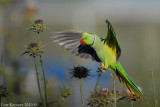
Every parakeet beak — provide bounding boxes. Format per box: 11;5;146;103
80;40;86;46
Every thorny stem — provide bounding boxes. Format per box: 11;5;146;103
151;70;156;107
80;79;84;107
112;73;117;107
34;57;45;106
39;54;48;107
131;101;134;107
94;71;101;93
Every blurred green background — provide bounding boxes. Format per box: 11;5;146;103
0;0;160;107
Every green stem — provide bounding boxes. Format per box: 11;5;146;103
112;73;117;107
151;70;156;107
34;57;45;106
80;79;84;107
94;71;101;93
39;55;48;107
131;101;134;107
37;33;40;45
0;97;1;107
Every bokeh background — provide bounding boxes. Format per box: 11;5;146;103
0;0;160;107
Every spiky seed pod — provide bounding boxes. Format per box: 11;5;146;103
60;87;71;98
21;42;43;57
69;66;92;79
88;88;122;107
28;19;46;33
120;90;140;102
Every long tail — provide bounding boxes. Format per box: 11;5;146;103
116;61;150;106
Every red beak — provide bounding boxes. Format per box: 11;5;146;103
80;40;86;46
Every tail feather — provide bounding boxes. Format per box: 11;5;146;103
116;61;150;106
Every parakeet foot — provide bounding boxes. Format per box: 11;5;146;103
98;63;106;73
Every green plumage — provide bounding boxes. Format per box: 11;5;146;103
116;62;149;105
51;20;150;106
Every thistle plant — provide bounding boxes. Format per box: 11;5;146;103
47;86;71;106
88;88;122;107
69;66;92;107
60;87;71;102
29;19;46;33
22;19;48;107
120;90;140;107
21;42;43;57
0;85;8;107
22;42;45;105
28;19;46;44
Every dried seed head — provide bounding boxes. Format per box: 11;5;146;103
120;90;140;101
88;89;122;107
69;66;92;79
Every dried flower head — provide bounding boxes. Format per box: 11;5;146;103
0;84;8;98
60;87;71;98
28;42;38;48
120;90;140;102
38;102;43;107
69;66;92;79
21;42;43;57
0;85;7;91
29;19;46;33
34;19;43;24
88;88;122;107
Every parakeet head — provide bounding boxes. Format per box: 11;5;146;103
80;32;95;46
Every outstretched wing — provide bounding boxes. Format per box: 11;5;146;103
105;20;121;60
50;31;101;62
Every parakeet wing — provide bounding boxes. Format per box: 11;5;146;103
105;20;121;60
51;31;101;62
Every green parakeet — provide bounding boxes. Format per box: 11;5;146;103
51;20;149;105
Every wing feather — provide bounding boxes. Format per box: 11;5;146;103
105;20;121;60
51;31;101;62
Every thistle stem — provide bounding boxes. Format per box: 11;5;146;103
37;33;40;45
112;73;117;107
0;97;1;107
39;54;48;107
34;57;45;106
80;79;84;107
131;101;134;107
151;70;156;107
94;71;101;93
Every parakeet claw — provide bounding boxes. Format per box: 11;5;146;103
98;67;106;73
98;63;106;72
